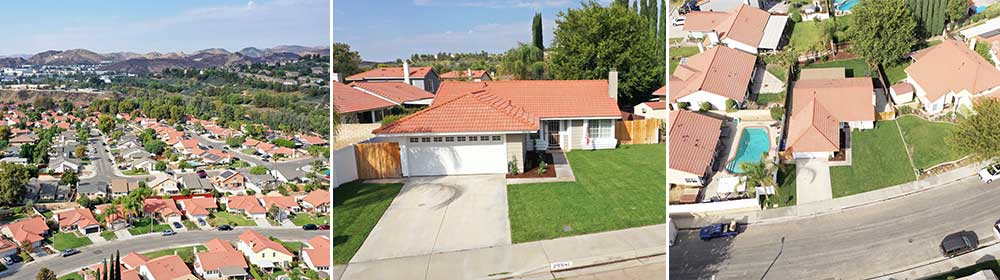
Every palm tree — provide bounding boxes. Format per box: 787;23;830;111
739;154;781;202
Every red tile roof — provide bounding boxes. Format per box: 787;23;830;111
346;66;434;80
670;45;756;102
303;236;330;268
302;189;329;208
238;230;292;256
196;238;247;271
141;255;194;280
179;197;217;216
668;110;723;174
642;101;668;110
260;196;298;210
122;252;150;269
372;91;539;135
333;82;395;114
350;82;435;104
57;208;100;230
906;40;1000;102
143;198;182;217
652;85;666;96
787;78;874;153
683;4;770;47
226;196;266;214
3;217;47;245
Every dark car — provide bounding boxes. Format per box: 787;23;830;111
319;224;330;230
172;222;182;229
217;225;233;231
699;221;740;241
941;231;979;257
197;170;208;178
61;249;80;257
198;218;207;226
302;224;318;230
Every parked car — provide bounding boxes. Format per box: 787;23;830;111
993;219;1000;241
672;16;685;26
941;231;979;257
302;224;318;230
172;222;182;229
319;224;330;230
61;249;80;257
699;221;740;241
2;256;17;265
162;230;176;236
217;225;233;231
198;218;207;226
197;170;208;178
979;163;1000;183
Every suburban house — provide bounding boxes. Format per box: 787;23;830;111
54;208;101;234
259;196;300;221
95;204;129;230
667;110;723;186
223;195;267;219
302;235;330;273
0;216;48;249
178;197;217;223
344;63;442;93
332;82;395;124
371;76;622;177
178;173;213;193
143;198;183;224
694;0;765;11
682;4;788;53
193;238;250;280
300;189;330;213
50;158;81;174
634;86;668;120
669;45;757;111
439;69;492;82
137;255;197;280
960;16;1000;66
212;170;247;194
79;261;142;280
244;172;277;194
148;175;180;196
902;40;1000;114
786;76;875;159
294;134;328;147
122;252;150;270
0;239;17;258
350;81;436;107
237;230;294;270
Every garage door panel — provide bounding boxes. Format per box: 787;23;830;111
406;141;506;176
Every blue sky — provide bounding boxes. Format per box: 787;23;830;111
333;0;611;62
1;0;329;55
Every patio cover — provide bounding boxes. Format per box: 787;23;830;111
961;16;1000;39
717;177;746;194
759;15;789;50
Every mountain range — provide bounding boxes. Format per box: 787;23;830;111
0;45;329;73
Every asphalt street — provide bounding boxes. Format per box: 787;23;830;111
7;228;328;279
670;176;1000;280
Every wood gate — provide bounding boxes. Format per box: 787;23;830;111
354;142;402;179
616;119;662;145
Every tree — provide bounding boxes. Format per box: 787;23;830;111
249;165;269;175
226;136;246;148
178;161;193;171
549;1;662;106
61;170;80;200
75;144;86;159
36;267;56;280
0;162;33;207
143;140;167;155
532;12;544;51
948;99;1000;160
268;205;281;221
154;161;167;171
98;115;116;135
947;0;968;24
78;195;93;209
499;43;547;80
739;154;781;201
848;0;917;67
332;43;363;76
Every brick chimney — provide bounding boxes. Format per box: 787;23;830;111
608;70;618;101
403;60;411;85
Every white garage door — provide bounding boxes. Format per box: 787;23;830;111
404;135;507;176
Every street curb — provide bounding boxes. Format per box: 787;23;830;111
866;239;1000;280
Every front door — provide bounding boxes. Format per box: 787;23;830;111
547;121;560;148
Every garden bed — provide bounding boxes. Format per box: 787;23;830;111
506;152;556;178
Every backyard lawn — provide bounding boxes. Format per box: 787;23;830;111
830;121;916;197
762;164;797;208
884;61;912;85
332;181;403;264
209;212;256;227
670;46;700;74
766;64;788;83
507;144;666;243
789;21;822;51
128;218;172;235
804;58;873;78
142;245;207;261
291;213;329;226
51;232;93;250
897;115;965;170
756;93;786;105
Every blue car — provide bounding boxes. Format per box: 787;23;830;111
699;221;740;241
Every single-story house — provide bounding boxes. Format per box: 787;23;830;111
300;189;330;213
178;197;217;223
193;238;249;279
904;40;1000;114
302;235;330;273
143;198;183;224
439;69;492;82
371;75;622;177
109;179;138;198
223;196;266;219
694;0;765;11
49;158;82;175
149;175;180;196
667;110;723;186
0;239;17;258
670;45;757;111
786;77;875;159
137;255;196;280
178;173;213;193
259;196;300;221
0;216;48;249
54;208;101;234
344;63;441;93
350;81;436;107
94;204;129;230
683;4;787;53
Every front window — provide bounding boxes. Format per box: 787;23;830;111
588;120;613;139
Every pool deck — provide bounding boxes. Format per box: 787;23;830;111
703;119;781;201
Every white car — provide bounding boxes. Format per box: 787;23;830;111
978;163;1000;183
672;17;685;26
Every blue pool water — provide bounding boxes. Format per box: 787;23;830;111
837;0;860;11
726;128;771;174
977;6;988;14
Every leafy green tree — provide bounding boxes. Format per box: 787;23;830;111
143;140;167;155
947;0;968;24
178;161;193;170
0;162;33;207
949;99;1000;160
549;1;662;106
500;43;546;80
332;43;363;76
272;138;296;148
154;161;167;171
249;165;269;175
226;136;246;148
532;12;544;51
75;145;86;159
848;0;917;67
61;170;79;196
97;115;116;135
36;267;56;280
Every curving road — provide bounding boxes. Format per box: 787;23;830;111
670;175;1000;280
5;229;328;280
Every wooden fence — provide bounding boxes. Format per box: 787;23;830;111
616;119;662;145
354;142;402;179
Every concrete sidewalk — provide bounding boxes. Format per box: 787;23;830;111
337;224;666;280
673;161;986;229
872;239;1000;279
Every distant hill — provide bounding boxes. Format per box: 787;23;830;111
28;49;106;65
0;45;328;72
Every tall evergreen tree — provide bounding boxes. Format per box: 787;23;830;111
115;251;121;280
613;0;629;7
532;12;544;51
102;259;108;280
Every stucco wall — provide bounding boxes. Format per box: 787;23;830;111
505;133;525;172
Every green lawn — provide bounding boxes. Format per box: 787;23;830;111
756;93;786;105
669;46;700;74
332;181;403;264
762;164;797;208
804;58;873;78
127;218;172;235
58;274;84;280
766;64;788;82
142;245;206;262
279;240;304;253
507;144;665;243
789;21;822;51
100;230;117;241
122;169;148;176
290;213;329;226
884;61;912;85
830;121;916;197
182;220;199;230
209;212;256;227
897;115;965;170
51;232;93;250
978;41;996;65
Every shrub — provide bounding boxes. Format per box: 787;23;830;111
791;9;802;22
677;102;691;110
537;161;548;176
249;165;269;175
381;115;406;126
699;102;713;112
508;157;520;175
770;106;785;121
725;99;739;113
898;105;913;115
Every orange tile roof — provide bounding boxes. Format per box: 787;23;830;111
303;235;330;268
373;91;539;135
683;4;769;46
226;195;266;214
670;45;756;102
787;96;843;153
143;198;182;217
906;40;1000;102
350;82;435;104
142;255;194;280
57;208;100;229
260;196;298;210
642;101;668;110
122;252;150;269
179;197;217;216
652;85;666;96
787;78;874;153
439;69;490;79
4;216;47;245
302;189;329;208
891;82;915;95
197;238;247;271
346;66;434;80
95;204;127;224
682;11;731;31
0;238;16;253
204;238;238;252
296;134;327;145
333;82;395;114
238;230;293;256
668;110;723;174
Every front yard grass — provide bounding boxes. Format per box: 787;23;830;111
58;274;84;280
142;245;207;262
182;220;199;230
128;218;172;235
100;230;117;241
51;232;93;250
897;115;965;170
290;213;329;226
762;164;797;208
507;144;665;243
332;181;403;265
830;121;916;197
804;58;873;78
209;212;256;227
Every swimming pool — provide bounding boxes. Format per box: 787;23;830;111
725;127;771;174
837;0;860;11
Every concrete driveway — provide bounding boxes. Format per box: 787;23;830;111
795;158;833;204
350;174;511;263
